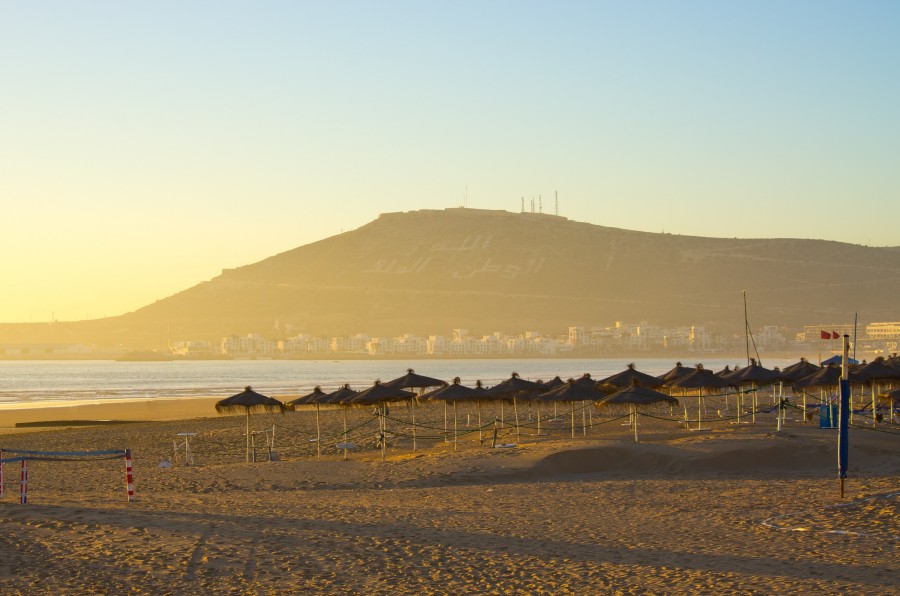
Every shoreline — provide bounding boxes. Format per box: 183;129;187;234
0;396;226;430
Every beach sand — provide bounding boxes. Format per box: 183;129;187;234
0;398;897;594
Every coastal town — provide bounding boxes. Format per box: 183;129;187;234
4;320;898;360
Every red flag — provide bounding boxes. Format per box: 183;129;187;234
832;331;839;339
820;330;830;340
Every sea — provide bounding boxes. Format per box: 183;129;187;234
0;357;800;408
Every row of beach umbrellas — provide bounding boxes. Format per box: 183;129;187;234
216;358;900;461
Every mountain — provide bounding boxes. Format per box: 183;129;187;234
3;208;899;349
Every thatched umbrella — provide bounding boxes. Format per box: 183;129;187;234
540;380;608;438
485;372;545;443
348;382;417;460
539;375;566;419
727;359;782;425
877;386;900;423
215;386;285;463
780;358;821;382
657;362;695;384
286;387;329;459
596;384;679;442
779;359;822;418
383;369;446;450
599;363;664;390
422;378;475;451
541;376;566;390
791;364;857;427
325;384;359;459
715;365;734;378
854;357;900;423
664;365;733;430
383;368;446;390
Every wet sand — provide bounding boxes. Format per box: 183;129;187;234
0;398;897;594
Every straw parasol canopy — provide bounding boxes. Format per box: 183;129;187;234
540;376;566;390
727;359;782;386
664;365;733;430
215;386;285;462
598;384;679;408
286;386;331;459
657;362;695;384
779;358;821;383
540;379;608;438
665;365;734;392
596;383;679;442
285;386;329;409
572;373;598;389
715;365;734;378
382;368;447;391
541;380;607;403
853;357;900;383
348;381;417;406
421;378;476;450
485;372;544;397
485;373;546;443
598;363;664;389
326;384;359;405
792;363;859;390
421;377;476;402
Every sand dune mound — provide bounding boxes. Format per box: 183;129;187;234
525;440;835;479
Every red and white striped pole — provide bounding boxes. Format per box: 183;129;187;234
20;459;28;505
125;449;134;502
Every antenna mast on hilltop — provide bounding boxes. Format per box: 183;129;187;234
539;195;542;213
555;191;559;216
521;197;525;213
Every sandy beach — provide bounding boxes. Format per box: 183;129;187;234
0;397;897;594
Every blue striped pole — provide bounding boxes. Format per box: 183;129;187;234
838;335;850;498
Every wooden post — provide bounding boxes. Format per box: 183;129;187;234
633;405;639;442
513;396;520;443
453;402;458;451
315;404;321;460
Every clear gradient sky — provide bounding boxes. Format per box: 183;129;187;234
2;1;898;323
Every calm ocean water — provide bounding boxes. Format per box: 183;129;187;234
0;357;798;406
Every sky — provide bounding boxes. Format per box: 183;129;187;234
1;1;898;323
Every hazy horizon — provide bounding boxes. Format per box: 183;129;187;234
2;2;898;323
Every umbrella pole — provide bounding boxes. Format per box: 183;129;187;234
453;402;458;452
536;401;541;436
443;402;448;443
381;403;386;461
752;384;757;424
315;404;321;460
589;403;593;429
872;385;877;424
513;396;520;443
571;401;575;438
697;391;702;431
582;401;587;436
478;403;483;442
342;408;348;460
412;400;417;452
633;404;639;442
500;402;505;428
245;410;251;463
